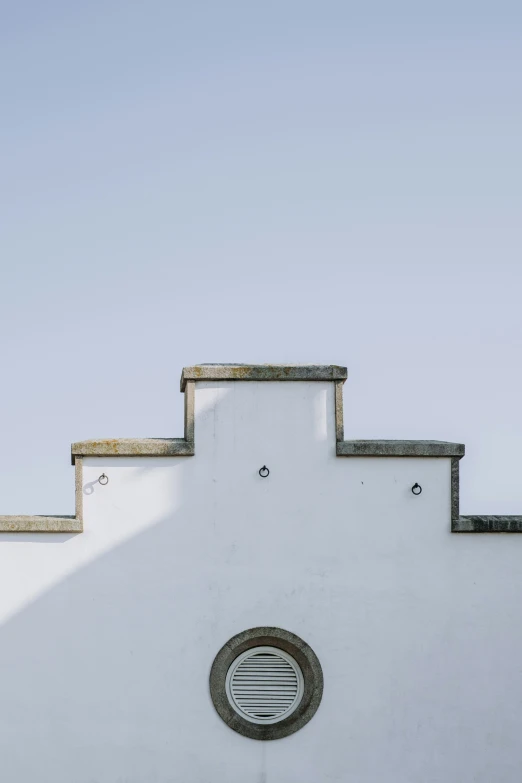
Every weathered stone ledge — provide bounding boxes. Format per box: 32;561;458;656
71;437;194;463
452;516;522;533
0;516;83;533
337;440;465;458
180;364;348;391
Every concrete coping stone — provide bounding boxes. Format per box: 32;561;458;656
180;364;348;391
453;516;522;533
0;516;82;533
337;440;465;458
71;437;194;463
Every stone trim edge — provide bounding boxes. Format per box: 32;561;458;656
181;364;348;391
337;440;465;458
71;437;194;461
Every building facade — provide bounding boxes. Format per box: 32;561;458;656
0;365;520;782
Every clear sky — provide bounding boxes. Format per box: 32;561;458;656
1;1;521;516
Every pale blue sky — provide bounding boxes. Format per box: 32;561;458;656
1;1;521;516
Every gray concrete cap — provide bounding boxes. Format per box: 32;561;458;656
337;440;465;458
0;516;82;533
181;364;347;391
453;516;522;533
71;437;194;463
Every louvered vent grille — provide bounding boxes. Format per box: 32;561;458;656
225;646;304;725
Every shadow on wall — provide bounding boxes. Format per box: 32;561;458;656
0;466;231;783
0;533;79;544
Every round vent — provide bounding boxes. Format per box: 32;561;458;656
225;646;304;725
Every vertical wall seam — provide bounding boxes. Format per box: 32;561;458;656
184;380;195;448
334;381;344;443
75;457;84;530
451;457;459;528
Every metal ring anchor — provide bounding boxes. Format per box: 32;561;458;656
98;474;109;486
259;466;269;478
411;483;422;495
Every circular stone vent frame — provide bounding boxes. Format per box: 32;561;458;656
210;627;323;741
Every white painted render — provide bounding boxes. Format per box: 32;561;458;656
0;380;521;782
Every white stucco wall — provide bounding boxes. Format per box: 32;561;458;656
0;380;521;782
